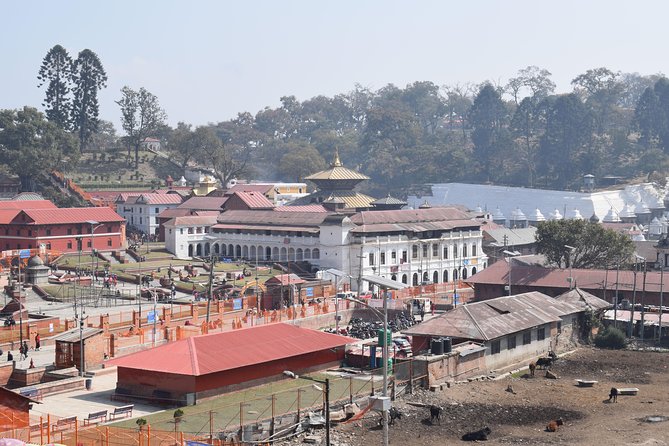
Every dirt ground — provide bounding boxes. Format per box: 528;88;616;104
330;348;669;446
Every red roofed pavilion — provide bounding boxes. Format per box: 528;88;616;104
109;323;353;405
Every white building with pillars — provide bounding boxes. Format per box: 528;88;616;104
164;206;486;292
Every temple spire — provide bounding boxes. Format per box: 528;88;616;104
331;148;342;167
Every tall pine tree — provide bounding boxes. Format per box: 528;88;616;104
37;45;73;130
71;49;107;152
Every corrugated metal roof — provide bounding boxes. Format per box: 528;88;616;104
362;275;409;290
350;207;471;225
485;227;537;246
0;200;56;210
20;207;124;225
0;209;20;224
555;288;612;311
165;216;219;226
177;196;228;210
403;291;581;341
54;327;104;342
212;223;319;233
132;193;184;205
217;210;331;227
108;323;354;376
350;218;481;234
157;208;194;219
275;205;328;213
467;261;669;294
265;274;306;286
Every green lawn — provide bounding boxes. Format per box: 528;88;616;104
111;373;377;434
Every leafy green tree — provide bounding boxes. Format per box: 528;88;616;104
71;49;107;152
506;65;556;104
535;219;634;269
87;120;118;153
510;97;546;186
37;44;73;130
278;143;326;181
633;85;662;149
196;125;251;186
0;107;79;190
469;83;511;182
538;94;593;187
116;86;167;168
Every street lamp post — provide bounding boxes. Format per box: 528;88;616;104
564;245;576;289
503;250;520;296
343;294;390;446
86;221;102;304
283;371;330;446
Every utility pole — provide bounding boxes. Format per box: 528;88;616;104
356;249;364;297
614;261;620;330
206;253;215;324
659;265;664;343
640;260;647;343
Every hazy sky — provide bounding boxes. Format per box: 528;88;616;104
3;1;668;131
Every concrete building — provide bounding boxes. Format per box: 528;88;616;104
109;323;352;405
115;193;184;236
403;291;587;374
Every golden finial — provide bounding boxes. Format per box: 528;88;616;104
332;148;342;167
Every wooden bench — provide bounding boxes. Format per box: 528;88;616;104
52;415;77;432
110;404;134;420
84;410;108;425
29;420;48;433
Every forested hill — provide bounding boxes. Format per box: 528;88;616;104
163;67;669;198
6;61;669;199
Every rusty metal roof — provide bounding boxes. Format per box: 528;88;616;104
164;216;219;226
54;327;104;343
403;291;582;341
350;207;471;225
108;323;354;376
230;191;274;209
555;288;611;311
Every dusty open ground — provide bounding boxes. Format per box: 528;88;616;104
329;348;669;445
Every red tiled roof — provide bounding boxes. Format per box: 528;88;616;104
233;191;274;209
108;323;354;375
165;216;219;226
130;194;184;205
16;207;124;225
0;200;56;210
157;208;194;219
177;196;228;210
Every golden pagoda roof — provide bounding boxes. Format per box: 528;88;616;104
305;151;369;181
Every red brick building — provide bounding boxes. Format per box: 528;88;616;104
109;323;353;405
0;203;126;253
0;387;36;431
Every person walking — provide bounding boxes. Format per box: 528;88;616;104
21;341;29;360
35;333;40;351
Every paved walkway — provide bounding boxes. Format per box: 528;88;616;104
32;368;164;421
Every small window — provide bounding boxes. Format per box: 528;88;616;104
422;244;428;257
453;245;458;258
432;244;438;256
169;229;172;234
46;243;51;249
391;250;397;261
139;217;142;225
472;244;477;256
443;246;448;259
67;228;72;235
67;241;72;249
107;239;112;247
557;321;562;333
46;229;52;236
402;250;408;262
87;241;92;248
380;252;385;265
107;226;112;232
412;245;418;259
523;331;531;345
537;327;546;341
369;252;375;266
155;207;159;213
463;245;468;257
508;335;517;350
491;339;501;354
180;228;184;235
139;208;142;214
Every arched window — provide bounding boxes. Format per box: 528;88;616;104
472;244;477;256
402;274;408;284
312;248;320;259
412;273;418;286
471;267;477;275
423;271;428;282
433;271;439;283
391;274;397;281
463;244;468;258
412;245;418;259
453;245;458;258
462;268;468;279
443;270;448;282
443;246;448;259
453;269;459;280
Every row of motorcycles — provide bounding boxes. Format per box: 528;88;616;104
324;312;417;339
